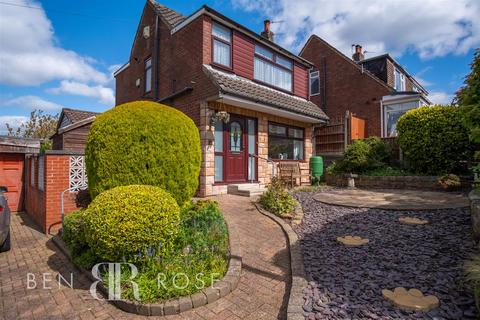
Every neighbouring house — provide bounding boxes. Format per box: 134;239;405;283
0;136;40;212
299;35;430;156
51;108;99;152
114;0;329;196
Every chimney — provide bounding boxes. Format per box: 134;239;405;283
261;19;275;42
352;44;364;62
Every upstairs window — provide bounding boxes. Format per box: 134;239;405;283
394;68;405;91
254;45;292;92
212;23;231;68
309;70;320;96
145;58;152;93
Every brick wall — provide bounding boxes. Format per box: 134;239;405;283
300;36;392;137
25;152;85;234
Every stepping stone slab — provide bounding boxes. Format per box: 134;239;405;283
336;236;369;246
382;287;439;312
399;216;429;225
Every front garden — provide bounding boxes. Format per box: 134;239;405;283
60;101;230;304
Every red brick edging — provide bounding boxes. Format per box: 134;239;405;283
51;218;242;316
253;202;308;320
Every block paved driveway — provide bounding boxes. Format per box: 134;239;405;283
0;195;290;320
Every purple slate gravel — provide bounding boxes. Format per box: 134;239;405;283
294;191;479;320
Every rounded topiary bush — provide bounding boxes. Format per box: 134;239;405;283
85;101;201;205
397;105;471;175
83;185;180;262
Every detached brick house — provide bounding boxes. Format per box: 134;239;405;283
115;0;328;196
300;35;430;138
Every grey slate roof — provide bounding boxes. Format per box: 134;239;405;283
202;65;328;121
149;0;186;28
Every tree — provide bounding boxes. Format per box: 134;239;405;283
456;49;480;106
5;109;59;151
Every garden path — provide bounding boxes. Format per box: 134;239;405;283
0;195;290;320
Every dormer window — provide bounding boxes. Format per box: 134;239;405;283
394;68;405;91
254;44;292;92
212;23;232;68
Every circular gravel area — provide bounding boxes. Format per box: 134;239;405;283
294;191;478;320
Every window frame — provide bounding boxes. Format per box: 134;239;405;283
394;67;405;91
309;70;320;96
211;22;233;70
268;122;305;161
253;44;293;93
144;57;152;94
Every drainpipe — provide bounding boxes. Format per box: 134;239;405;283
153;15;160;100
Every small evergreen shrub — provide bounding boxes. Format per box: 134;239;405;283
83;185;180;262
333;137;392;174
397;105;471;175
85;101;201;205
62;210;88;256
259;177;296;216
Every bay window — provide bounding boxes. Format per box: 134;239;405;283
212;23;231;68
254;45;292;91
268;123;304;160
383;101;419;137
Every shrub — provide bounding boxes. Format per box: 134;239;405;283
114;199;229;303
83;185;180;262
259;177;297;216
397;105;471;175
62;210;88;256
85;101;201;205
333;137;392;174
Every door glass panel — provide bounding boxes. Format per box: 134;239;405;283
214;121;223;152
230;121;242;152
247;119;256;181
215;155;223;182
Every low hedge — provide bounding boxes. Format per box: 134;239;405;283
83;185;180;262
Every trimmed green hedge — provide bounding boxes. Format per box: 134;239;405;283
397;105;471;175
85;101;201;205
83;185;180;262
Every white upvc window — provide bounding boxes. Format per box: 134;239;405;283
309;70;320;96
145;58;152;93
394;68;405;91
212;23;232;68
383;100;420;137
254;44;292;92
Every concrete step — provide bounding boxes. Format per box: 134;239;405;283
227;183;266;197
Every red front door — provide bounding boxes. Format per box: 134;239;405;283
225;116;247;182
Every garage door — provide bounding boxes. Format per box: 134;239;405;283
0;154;24;212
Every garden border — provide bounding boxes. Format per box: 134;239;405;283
51;218;242;316
253;201;308;320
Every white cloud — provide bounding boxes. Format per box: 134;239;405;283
48;80;115;105
429;91;454;105
3;95;64;111
0;0;108;86
233;0;480;59
0;115;29;134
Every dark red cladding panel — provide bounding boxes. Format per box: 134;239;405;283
294;62;308;99
232;31;254;79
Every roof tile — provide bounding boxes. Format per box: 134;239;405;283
202;65;328;121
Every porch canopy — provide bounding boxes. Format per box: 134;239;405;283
202;64;329;124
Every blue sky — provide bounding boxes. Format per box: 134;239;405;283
0;0;478;133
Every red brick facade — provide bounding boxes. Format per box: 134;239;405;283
300;35;393;137
25;153;84;233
